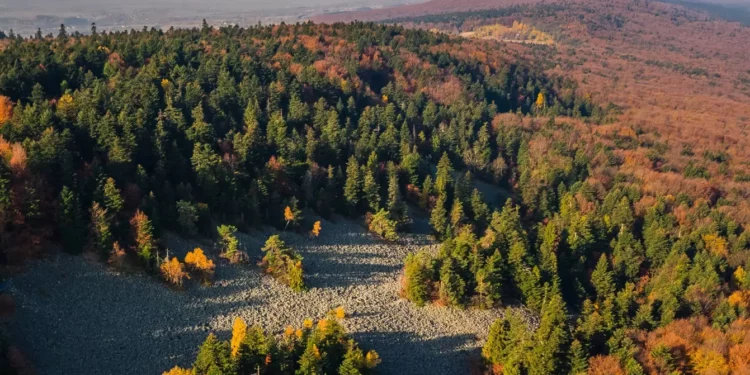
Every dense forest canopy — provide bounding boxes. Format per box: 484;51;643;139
0;17;749;375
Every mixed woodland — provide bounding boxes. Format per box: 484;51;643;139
1;5;750;374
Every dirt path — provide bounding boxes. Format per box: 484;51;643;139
9;217;504;375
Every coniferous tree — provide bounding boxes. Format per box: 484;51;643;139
439;258;466;307
435;153;453;196
362;168;380;212
430;194;449;236
344;156;361;212
131;210;156;263
591;254;615;301
386;171;406;224
57;186;86;253
403;252;433;306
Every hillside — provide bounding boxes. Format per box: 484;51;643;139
1;4;750;375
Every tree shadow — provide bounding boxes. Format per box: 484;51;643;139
351;330;481;375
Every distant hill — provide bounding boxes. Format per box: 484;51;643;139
311;0;547;23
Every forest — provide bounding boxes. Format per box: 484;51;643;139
0;14;749;375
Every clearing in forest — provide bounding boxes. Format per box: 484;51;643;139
10;217;505;375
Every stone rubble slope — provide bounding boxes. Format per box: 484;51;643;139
10;217;507;375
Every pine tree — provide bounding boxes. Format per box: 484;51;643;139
362;168;380;212
57;186;86;253
591;254;615;301
386;172;406;223
569;339;588;375
89;202;112;256
343;156;361;211
338;343;365;375
403;252;433;306
186;104;214;144
469;189;490;229
435;152;453;196
288;93;310;125
420;175;433;210
297;342;324;375
528;292;569;375
611;227;644;284
439;258;466;307
450;201;465;229
194;333;231;375
237;325;271;374
102;177;124;215
476;250;503;308
430;193;449;236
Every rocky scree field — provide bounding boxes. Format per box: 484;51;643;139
9;216;506;375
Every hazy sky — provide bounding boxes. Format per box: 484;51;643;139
0;0;409;12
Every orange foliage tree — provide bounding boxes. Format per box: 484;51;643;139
311;221;321;238
0;95;12;125
160;256;189;286
130;210;155;263
184;247;215;282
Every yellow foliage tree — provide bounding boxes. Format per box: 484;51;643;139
703;234;728;257
303;318;314;329
535;92;545;110
690;348;729;375
185;248;215;273
284;325;295;337
160;256;189;286
728;291;749;309
335;306;345;320
56;93;76;119
162;366;191;375
734;266;749;289
365;350;381;368
311;221;322;238
231;317;247;357
284;206;295;230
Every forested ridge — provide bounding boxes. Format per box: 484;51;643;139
1;19;749;375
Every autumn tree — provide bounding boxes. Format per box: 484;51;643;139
0;95;12;125
131;210;156;263
185;248;215;282
311;221;322;238
160;256;189;286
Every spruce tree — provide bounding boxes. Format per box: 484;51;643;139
591;254;615;301
439;258;466;307
363;168;380;212
403;252;432;306
430;194;448;236
386;172;406;223
343;156;361;212
58;186;86;253
435;152;453;196
528;292;570;375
